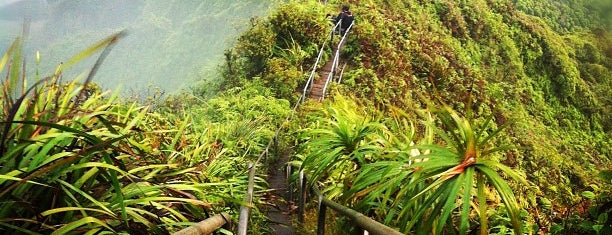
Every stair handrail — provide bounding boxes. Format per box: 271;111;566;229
320;20;354;100
237;21;343;233
301;20;342;103
237;17;349;235
288;165;403;235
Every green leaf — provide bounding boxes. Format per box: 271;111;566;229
539;197;552;210
41;207;115;217
63;31;125;68
459;167;475;235
101;153;128;224
581;191;595;199
0;174;48;187
597;212;608;224
51;216;115;235
57;180;115;216
477;165;521;235
0;221;41;235
592;225;603;233
437;173;465;234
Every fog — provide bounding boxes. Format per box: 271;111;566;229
0;0;271;95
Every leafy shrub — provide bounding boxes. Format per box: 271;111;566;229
220;0;330;102
0;33;272;234
296;95;527;234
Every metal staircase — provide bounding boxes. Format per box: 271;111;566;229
302;20;354;102
170;15;399;235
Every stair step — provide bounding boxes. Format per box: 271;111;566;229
310;87;323;93
312;83;325;89
313;81;327;87
316;78;327;83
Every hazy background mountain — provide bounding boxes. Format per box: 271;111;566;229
0;0;272;95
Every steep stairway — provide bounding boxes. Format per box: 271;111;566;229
265;152;295;235
310;33;346;101
310;60;334;100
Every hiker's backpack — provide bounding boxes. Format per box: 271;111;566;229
341;11;354;30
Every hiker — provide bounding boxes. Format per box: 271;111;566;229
333;5;354;36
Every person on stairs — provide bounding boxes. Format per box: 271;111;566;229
333;5;354;36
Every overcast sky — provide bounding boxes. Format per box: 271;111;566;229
0;0;22;7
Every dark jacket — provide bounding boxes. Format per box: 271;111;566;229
334;10;353;34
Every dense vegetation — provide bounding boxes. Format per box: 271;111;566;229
1;0;609;234
0;34;291;233
220;0;610;234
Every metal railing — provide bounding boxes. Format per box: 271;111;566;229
320;20;354;100
288;166;404;235
301;20;342;103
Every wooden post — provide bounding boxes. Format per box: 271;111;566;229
298;170;306;223
317;195;327;235
237;162;255;235
273;135;278;159
172;212;231;235
287;164;293;201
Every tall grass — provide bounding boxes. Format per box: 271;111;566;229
0;33;257;234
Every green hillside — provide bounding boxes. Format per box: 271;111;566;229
1;0;609;234
0;0;271;93
220;0;611;233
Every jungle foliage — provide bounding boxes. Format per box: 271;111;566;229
296;95;528;234
0;32;292;234
220;0;331;104
1;0;610;234
220;0;610;234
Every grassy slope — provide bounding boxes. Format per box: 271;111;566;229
220;0;610;230
338;0;610;210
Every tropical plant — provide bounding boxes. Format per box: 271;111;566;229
402;104;527;235
0;33;264;234
298;95;385;199
297;94;528;234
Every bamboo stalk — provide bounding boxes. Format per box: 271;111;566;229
173;212;230;235
237;162;255;235
321;198;403;235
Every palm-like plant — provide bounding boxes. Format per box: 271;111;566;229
300;95;527;234
406;105;526;235
349;104;526;234
299;95;385;199
346;107;430;226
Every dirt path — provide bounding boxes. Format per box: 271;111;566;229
264;152;295;234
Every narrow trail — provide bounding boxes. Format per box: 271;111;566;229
264;43;343;235
311;58;334;100
265;152;295;235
